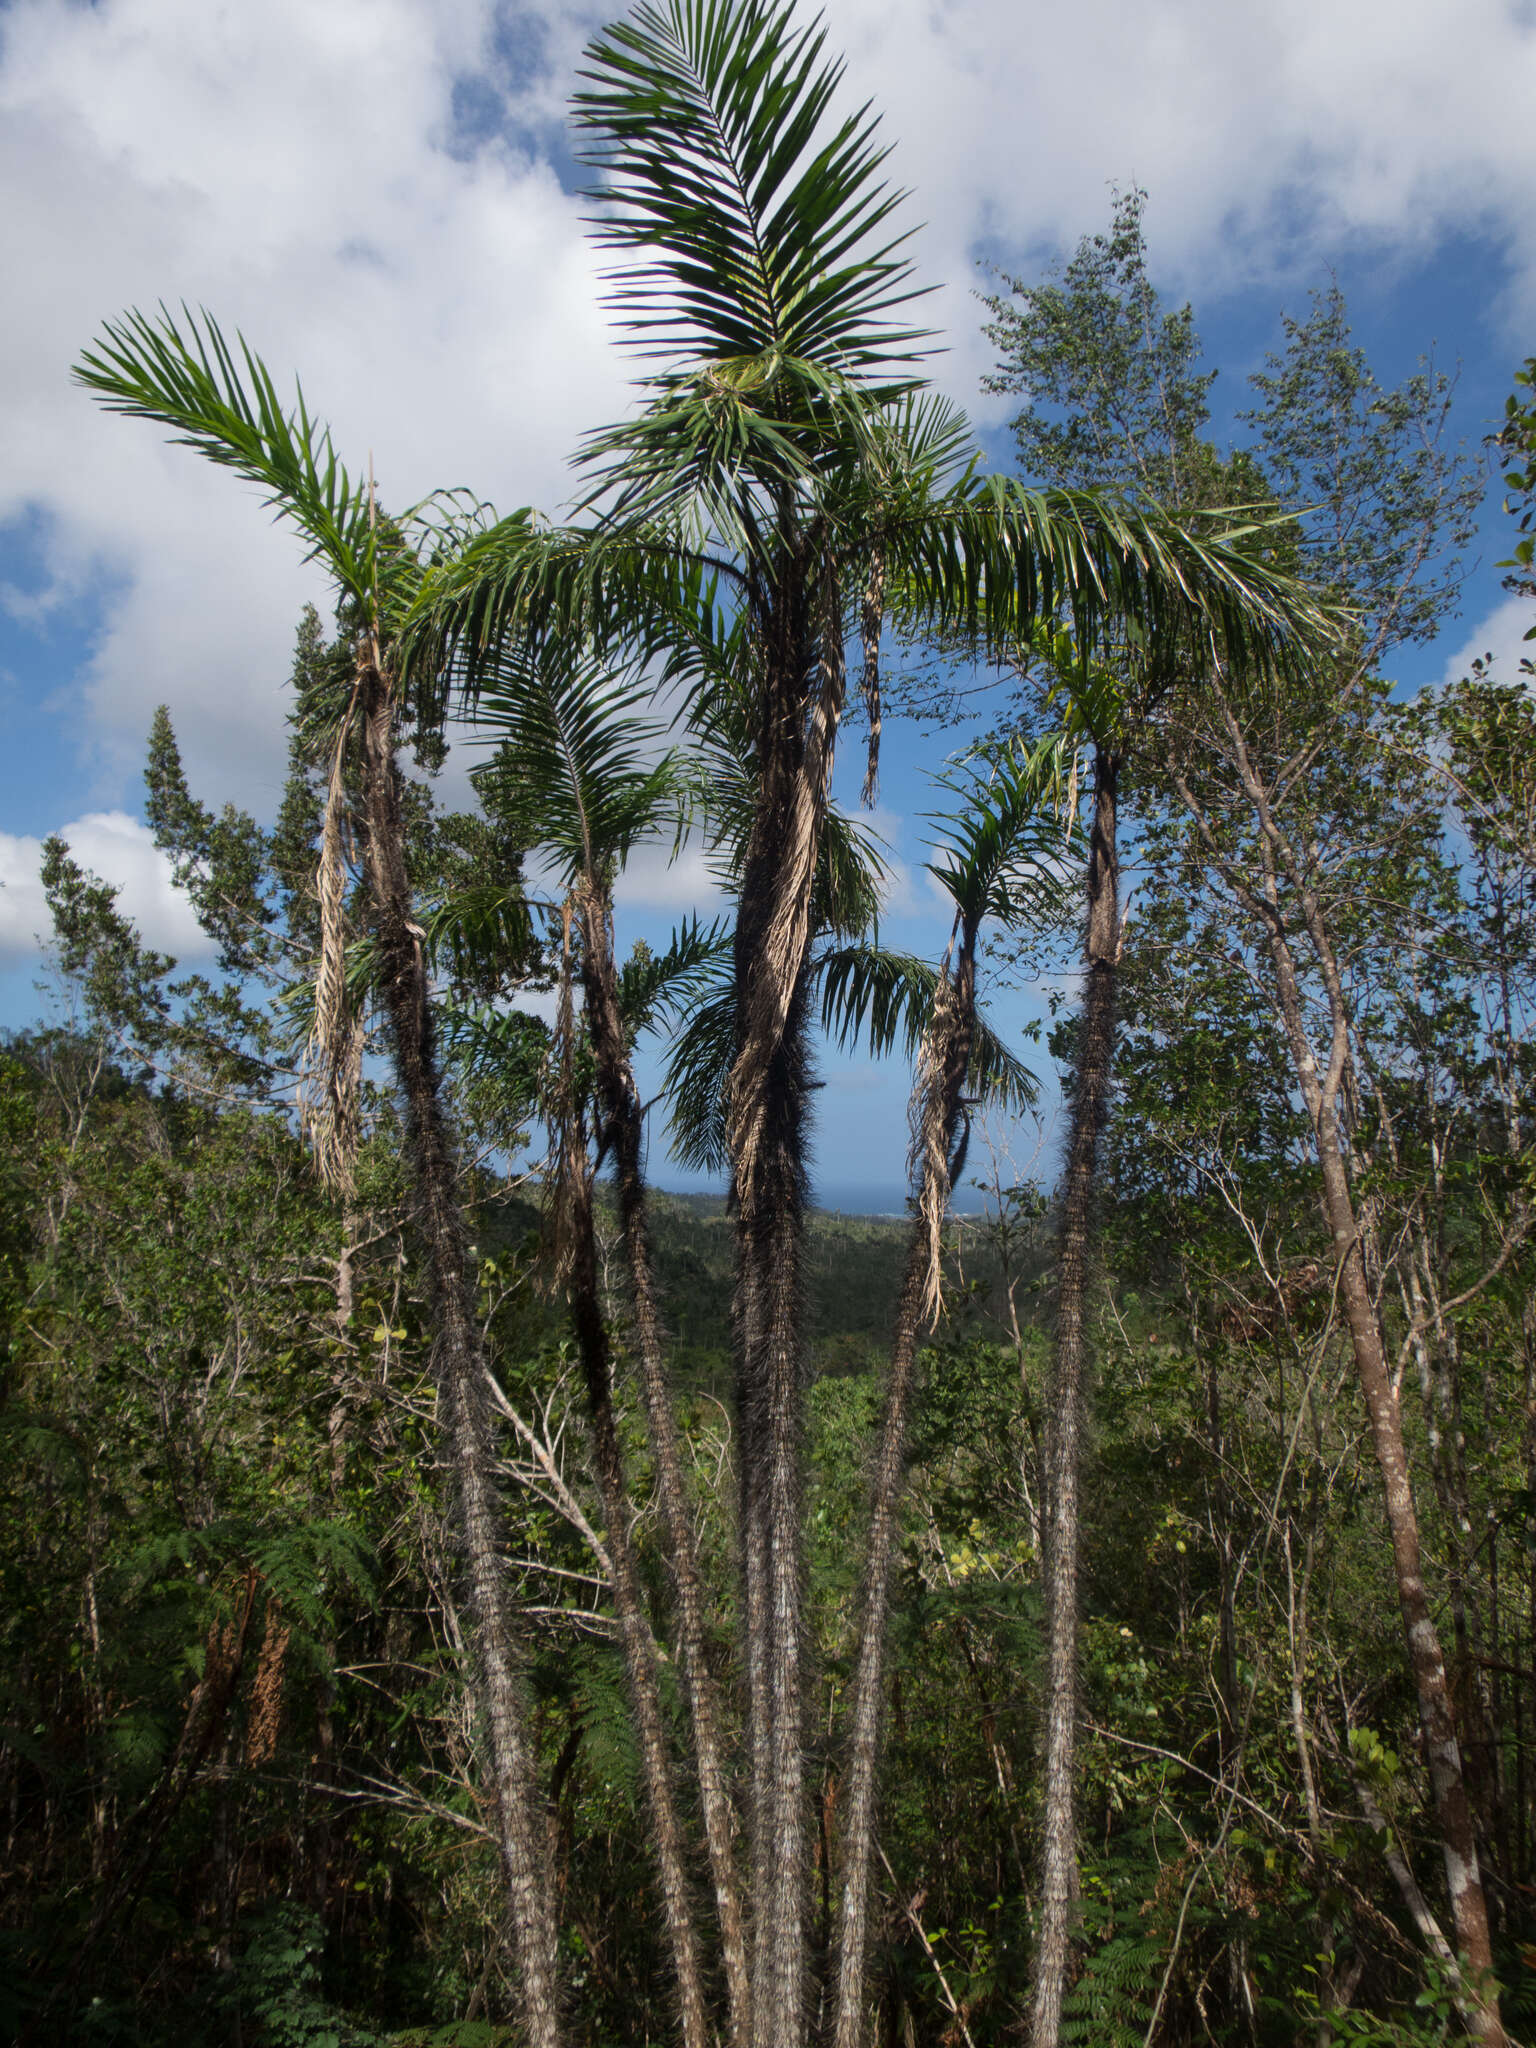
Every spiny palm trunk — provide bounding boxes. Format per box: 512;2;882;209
578;881;751;2047
733;983;813;2047
558;1132;711;2048
833;954;976;2048
357;657;562;2048
1031;748;1119;2048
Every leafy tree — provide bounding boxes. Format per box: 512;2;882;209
980;188;1291;2048
1496;355;1536;674
1157;310;1506;2039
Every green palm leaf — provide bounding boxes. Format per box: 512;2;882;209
421;886;548;994
74;306;388;612
923;734;1077;939
817;945;1038;1116
661;957;738;1172
469;641;691;880
573;0;930;373
620;914;733;1037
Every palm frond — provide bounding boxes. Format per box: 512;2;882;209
408;514;734;705
437;1000;552;1097
814;804;889;938
888;475;1344;685
923;734;1077;938
469;641;691;880
620;915;733;1036
817;944;1037;1114
661;960;738;1173
73;306;394;613
573;0;931;373
422;886;548;994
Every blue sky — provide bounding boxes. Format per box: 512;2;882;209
2;0;1533;1207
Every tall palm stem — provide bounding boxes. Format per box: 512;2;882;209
356;653;563;2048
555;1104;711;2048
578;880;753;2047
724;549;830;2048
732;985;814;2046
1031;747;1119;2048
833;947;976;2048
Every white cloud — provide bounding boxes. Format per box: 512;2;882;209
4;0;1535;830
612;841;724;917
1;0;625;809
0;811;209;964
830;0;1536;404
1440;593;1535;688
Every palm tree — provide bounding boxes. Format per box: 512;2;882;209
831;735;1073;2048
468;642;749;2045
72;314;566;2048
412;6;1334;2039
1025;638;1128;2048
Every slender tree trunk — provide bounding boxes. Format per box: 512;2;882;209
1266;934;1504;2045
357;655;563;2048
1031;747;1119;2048
558;1124;711;2048
833;949;976;2048
578;881;752;2046
1172;708;1504;2045
734;1007;813;2047
725;553;840;2048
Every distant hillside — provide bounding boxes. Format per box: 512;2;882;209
636;1188;1047;1376
476;1182;1047;1379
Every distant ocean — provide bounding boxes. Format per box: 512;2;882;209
653;1182;1001;1220
811;1183;996;1219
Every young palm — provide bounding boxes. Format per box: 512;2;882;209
831;735;1074;2048
410;7;1335;2040
469;641;752;2044
72;313;565;2048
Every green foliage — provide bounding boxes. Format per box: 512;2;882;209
982;185;1216;509
1497;354;1536;656
573;0;928;373
1240;285;1481;648
232;1904;383;2048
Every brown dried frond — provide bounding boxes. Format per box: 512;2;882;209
245;1609;291;1767
302;676;364;1196
546;898;592;1292
1062;747;1080;840
908;958;959;1330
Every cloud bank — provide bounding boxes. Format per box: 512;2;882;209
2;0;1531;945
0;811;208;965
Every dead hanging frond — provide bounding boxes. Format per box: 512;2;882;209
244;1606;291;1768
1062;745;1081;845
860;543;885;808
547;897;594;1294
302;667;365;1196
726;561;847;1206
908;933;961;1331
